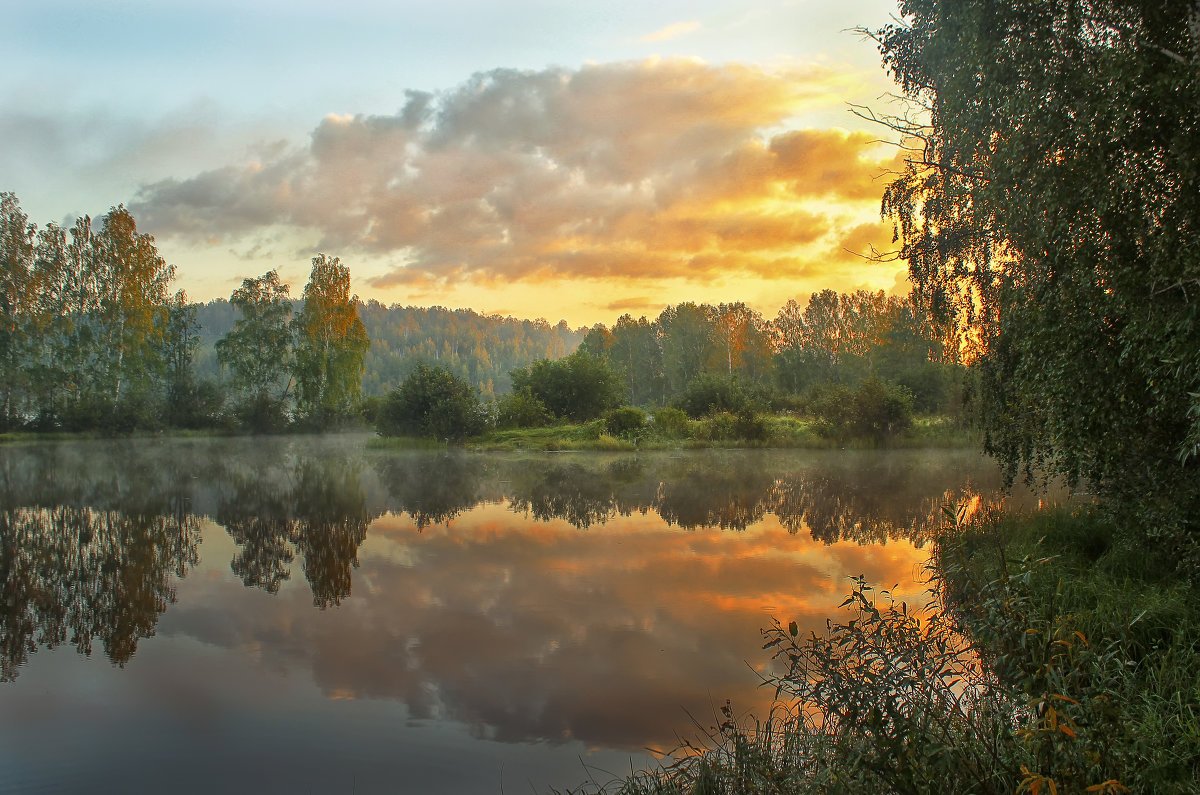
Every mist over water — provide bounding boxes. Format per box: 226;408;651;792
0;436;1053;793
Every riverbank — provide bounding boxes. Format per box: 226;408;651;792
4;414;972;451
565;507;1200;794
366;414;973;452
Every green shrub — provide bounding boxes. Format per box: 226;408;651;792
233;393;290;434
808;383;855;437
694;410;766;442
812;378;914;440
510;352;622;421
650;406;691;439
358;395;384;426
377;364;484;440
698;411;739;441
675;374;748;418
495;388;552;429
604;406;647;437
165;378;227;430
851;376;914;438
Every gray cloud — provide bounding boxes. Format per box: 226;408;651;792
132;60;892;287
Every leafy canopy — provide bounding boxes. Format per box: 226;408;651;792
377;363;484;440
871;0;1200;548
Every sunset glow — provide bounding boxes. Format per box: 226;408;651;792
2;0;901;326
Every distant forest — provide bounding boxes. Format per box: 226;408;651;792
0;191;960;434
191;299;585;398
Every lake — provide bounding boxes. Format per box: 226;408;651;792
0;436;1043;793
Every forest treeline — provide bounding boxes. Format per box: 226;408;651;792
190;300;585;399
1;190;961;436
578;291;957;413
378;291;962;444
0;192;584;432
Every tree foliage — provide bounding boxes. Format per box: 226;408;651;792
216;271;294;430
377;363;484;440
674;373;750;418
871;1;1200;547
494;388;553;429
812;377;916;441
293;254;369;425
0;196;180;430
510;351;622;422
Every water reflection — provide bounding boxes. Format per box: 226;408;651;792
0;439;1021;688
375;453;493;529
0;437;1055;791
0;443;202;681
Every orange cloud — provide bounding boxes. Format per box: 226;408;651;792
133;59;897;292
829;220;896;263
602;296;657;312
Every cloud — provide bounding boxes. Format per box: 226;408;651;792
639;20;701;43
132;59;897;289
165;502;928;749
601;296;657;313
828;220;895;263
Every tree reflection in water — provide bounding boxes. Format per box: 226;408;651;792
374;451;493;529
0;442;202;681
0;439;1019;681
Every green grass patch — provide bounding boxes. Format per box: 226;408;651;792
472;420;616;451
471;412;969;452
366;435;450;450
901;415;979;447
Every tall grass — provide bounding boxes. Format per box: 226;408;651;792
560;506;1200;794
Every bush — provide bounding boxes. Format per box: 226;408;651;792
164;378;226;430
604;406;647;437
495;388;553;429
377;364;484;441
675;374;748;418
650;406;691;439
234;393;291;434
734;410;768;441
510;352;622;422
358;395;384;426
812;377;914;441
696;410;767;442
851;377;914;438
698;411;738;441
808;383;856;436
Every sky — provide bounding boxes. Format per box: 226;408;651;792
0;0;906;327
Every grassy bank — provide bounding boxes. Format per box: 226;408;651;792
3;414;972;452
935;508;1200;793
470;413;972;452
0;428;244;445
563;507;1199;793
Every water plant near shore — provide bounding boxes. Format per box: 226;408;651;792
560;506;1200;794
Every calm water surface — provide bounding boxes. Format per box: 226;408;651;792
0;436;1046;793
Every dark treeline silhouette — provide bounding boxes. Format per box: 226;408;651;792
0;438;1012;680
